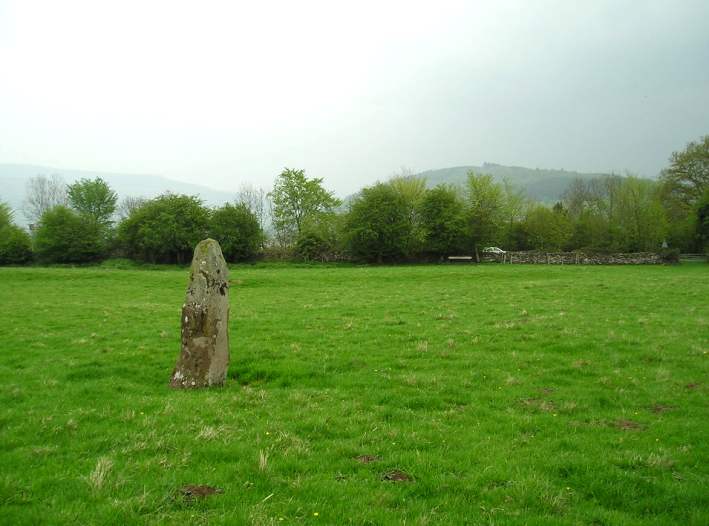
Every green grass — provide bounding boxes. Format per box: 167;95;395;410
0;263;707;525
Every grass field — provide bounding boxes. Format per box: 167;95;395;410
0;262;707;525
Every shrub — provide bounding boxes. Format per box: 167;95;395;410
659;247;680;264
294;214;342;262
343;183;412;263
34;206;105;263
295;230;328;262
116;194;210;264
209;203;263;262
418;185;467;258
0;225;33;265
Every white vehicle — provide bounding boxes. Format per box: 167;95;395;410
482;246;506;254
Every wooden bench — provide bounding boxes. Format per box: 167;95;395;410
680;254;707;262
447;256;474;263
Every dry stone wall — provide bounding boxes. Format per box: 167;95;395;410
480;251;663;265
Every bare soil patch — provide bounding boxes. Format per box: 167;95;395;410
614;419;645;431
520;397;556;412
381;469;413;482
178;485;224;500
651;404;675;414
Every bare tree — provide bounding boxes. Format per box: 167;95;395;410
23;174;68;224
116;196;148;221
235;183;270;231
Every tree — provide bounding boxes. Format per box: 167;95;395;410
294;212;343;262
562;174;667;252
660;136;709;251
0;202;32;265
23;174;67;225
563;178;592;219
388;174;427;256
388;173;427;207
418;185;467;257
500;179;528;247
695;188;709;254
343;183;412;263
117;196;148;221
34;206;105;263
209;203;263;262
563;176;614;250
67;177;118;227
660;135;709;210
116;194;210;263
236;183;270;233
522;203;573;251
612;176;667;251
0;202;13;230
465;172;506;258
269;168;340;248
567;209;609;251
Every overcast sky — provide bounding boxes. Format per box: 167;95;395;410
1;0;707;196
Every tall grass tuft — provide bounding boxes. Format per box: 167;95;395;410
87;457;113;492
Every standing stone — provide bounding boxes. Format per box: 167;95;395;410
170;239;230;388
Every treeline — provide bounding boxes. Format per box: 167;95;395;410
0;136;707;265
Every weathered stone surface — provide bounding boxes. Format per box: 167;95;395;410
170;239;230;388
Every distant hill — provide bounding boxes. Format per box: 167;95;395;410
0;164;237;226
414;163;614;202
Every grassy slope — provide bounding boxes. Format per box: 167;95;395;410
0;263;707;525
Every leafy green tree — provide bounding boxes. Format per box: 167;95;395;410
563;175;667;252
294;212;343;262
209;203;263;262
387;175;427;256
665;213;697;252
611;176;667;251
564;176;615;251
388;174;427;206
0;202;13;230
500;180;528;247
660;135;708;210
67;177;118;227
465;172;506;257
659;136;709;251
418;185;467;257
269;168;340;248
343;183;412;263
34;206;105;263
117;194;210;263
567;209;608;251
522;203;573;251
695;188;709;254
